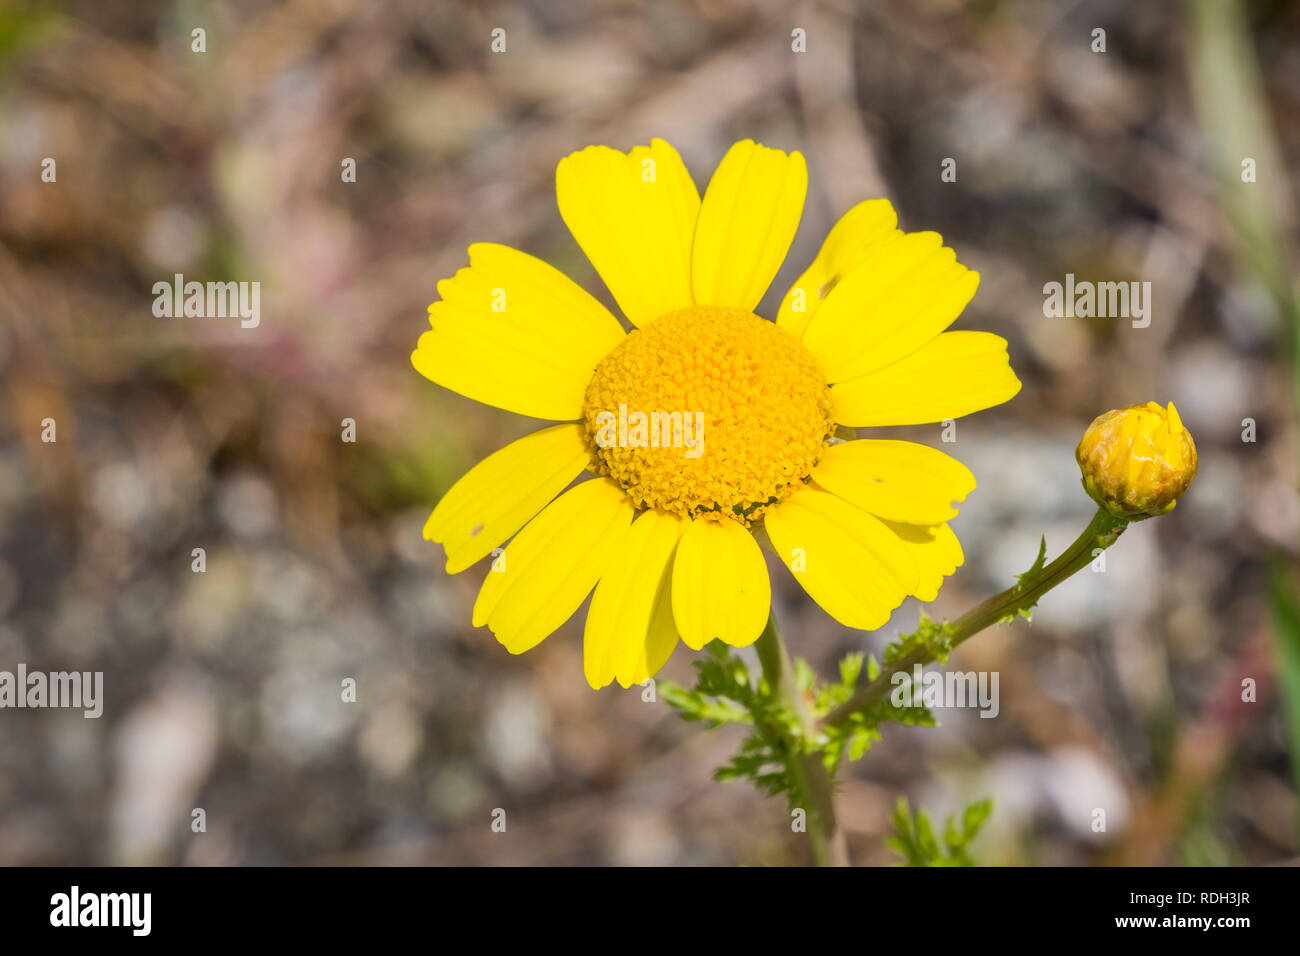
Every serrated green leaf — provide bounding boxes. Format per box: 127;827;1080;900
1017;535;1048;587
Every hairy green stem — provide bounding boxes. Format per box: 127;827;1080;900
754;611;850;867
820;508;1128;730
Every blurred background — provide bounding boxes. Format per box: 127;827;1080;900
1;0;1298;866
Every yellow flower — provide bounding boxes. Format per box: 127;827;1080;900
1076;401;1197;518
413;138;1021;689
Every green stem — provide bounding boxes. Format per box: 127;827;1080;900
754;610;850;867
821;508;1128;730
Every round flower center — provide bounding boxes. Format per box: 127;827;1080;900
583;305;834;524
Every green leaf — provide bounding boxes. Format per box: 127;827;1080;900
962;798;994;837
1269;561;1300;803
888;796;994;866
1003;535;1050;622
662;643;811;805
1017;535;1048;586
882;613;956;666
838;652;864;689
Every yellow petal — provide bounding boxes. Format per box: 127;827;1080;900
557;139;700;326
473;478;634;654
811;439;976;525
413;243;626;420
879;520;963;602
691;140;808;311
424;424;591;574
670;517;771;650
763;488;918;630
584;509;684;689
632;570;683;687
831;331;1021;426
776;199;900;339
800;233;980;383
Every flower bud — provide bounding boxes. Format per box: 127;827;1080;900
1075;401;1197;519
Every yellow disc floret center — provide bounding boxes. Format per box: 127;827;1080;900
583;305;834;524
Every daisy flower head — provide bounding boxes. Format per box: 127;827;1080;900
413;138;1021;690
